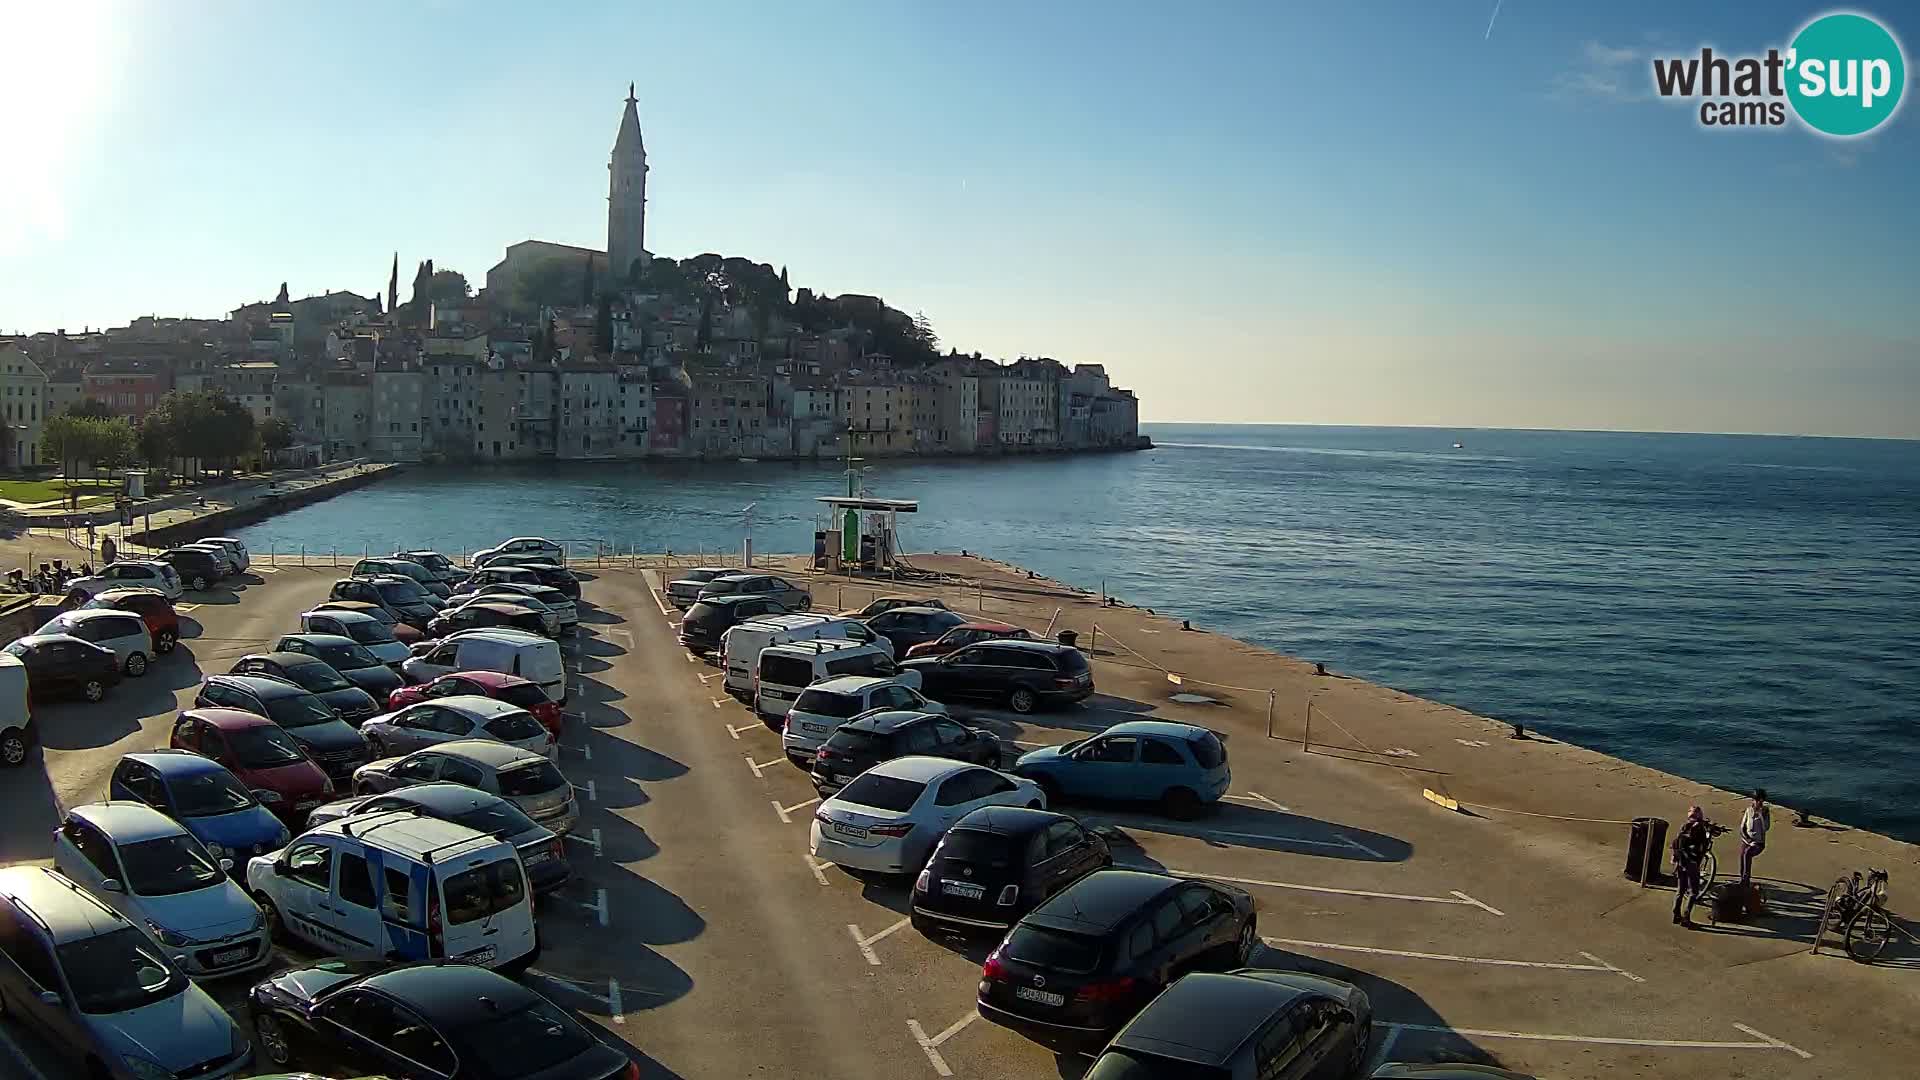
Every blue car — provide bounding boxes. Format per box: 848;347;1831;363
1012;720;1230;820
109;750;291;868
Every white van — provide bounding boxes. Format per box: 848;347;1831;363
0;654;32;767
721;614;888;698
245;809;538;971
401;629;566;704
754;638;901;726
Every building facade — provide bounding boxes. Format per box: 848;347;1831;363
0;346;48;468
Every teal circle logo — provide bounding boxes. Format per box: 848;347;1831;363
1787;13;1906;136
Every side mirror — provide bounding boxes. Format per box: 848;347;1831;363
272;860;288;877
219;858;235;872
37;991;60;1007
100;879;125;894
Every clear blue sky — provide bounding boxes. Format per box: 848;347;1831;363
2;1;1914;437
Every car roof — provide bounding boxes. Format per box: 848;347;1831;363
843;709;941;734
249;650;327;667
203;536;245;544
303;608;377;624
764;637;875;655
734;613;830;632
446;628;548;645
125;750;228;779
810;675;896;694
15;632;93;648
279;633;359;648
355;574;419;585
691;594;766;608
424;738;547;768
70;801;189;843
982;638;1075;654
211;674;311;698
867;754;977;783
0;866;131;944
443;670;526;688
1028;869;1180;932
465;602;536;615
1100;720;1215;741
360;962;538;1024
951;805;1064;837
58;609;142;625
952;620;1021;633
186;707;277;730
427;695;526;720
1112;972;1319;1066
712;572;778;582
305;809;503;858
884;605;954;617
370;782;502;816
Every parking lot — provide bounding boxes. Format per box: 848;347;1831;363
3;561;1915;1079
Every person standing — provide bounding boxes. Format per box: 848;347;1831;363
1740;789;1770;885
1671;805;1712;927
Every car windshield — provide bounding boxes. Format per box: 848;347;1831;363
339;619;397;645
312;641;382;670
835;774;925;812
1004;923;1104;974
497;760;567;797
278;662;352;692
450;799;540;836
117;834;226;896
937;828;1019;869
449;998;595;1080
374;580;429;604
1189;732;1225;769
169;771;258;816
442;859;526;925
793;689;863;718
684;602;726;624
227;724;307;767
495;684;550;710
483;712;546;742
1084;1048;1231;1080
56;927;186;1014
264;693;338;728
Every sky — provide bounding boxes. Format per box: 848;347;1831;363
0;1;1914;438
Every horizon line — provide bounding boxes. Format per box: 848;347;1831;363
1138;420;1920;444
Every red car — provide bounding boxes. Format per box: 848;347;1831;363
385;670;565;739
168;708;334;821
904;620;1037;660
67;587;183;654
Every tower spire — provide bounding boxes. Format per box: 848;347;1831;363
608;82;649;284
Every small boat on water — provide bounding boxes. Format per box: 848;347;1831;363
1451;442;1464;449
737;457;759;463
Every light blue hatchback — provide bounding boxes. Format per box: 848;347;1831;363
1012;720;1230;819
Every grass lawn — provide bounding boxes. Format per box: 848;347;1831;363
0;477;121;504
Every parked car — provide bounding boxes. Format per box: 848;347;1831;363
108;750;291;866
328;576;441;630
977;869;1259;1054
169;708;335;822
175;543;242;577
230;652;381;726
269;633;407;698
309;598;424;644
509;561;581;600
904;638;1095;715
34;608;155;676
351;557;453;598
0;864;254;1080
810;709;994;795
192;675;371;786
451;581;577;628
160;547;230;591
470;536;566;568
304;782;571;895
399;629;565;704
865;606;970;655
912;807;1112;935
721;613;887;698
783;674;942;764
810;757;1046;875
384;670;564;739
390;549;467;587
359;695;553;760
754;638;899;727
0;653;35;766
76;587;182;654
66;559;185;600
248;961;632;1080
1084;970;1373;1080
696;572;811;611
351;739;577;834
200;537;251;571
1013;720;1231;820
664;566;738;608
905;620;1036;660
298;608;410;665
453;564;545;595
1;633;122;702
52;802;272;979
678;594;787;652
843;596;950;619
427;600;555;640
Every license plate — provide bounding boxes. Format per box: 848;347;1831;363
295;799;321;810
523;850;549;865
460;946;496;965
1015;986;1065;1007
831;821;868;839
801;722;828;734
765;691;791;700
211;947;250;965
941;881;985;899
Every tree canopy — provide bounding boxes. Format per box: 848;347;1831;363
426;269;470;303
142;391;257;477
40;415;136;477
64;398;115;420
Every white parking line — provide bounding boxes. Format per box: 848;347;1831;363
559;742;592;760
557;889;610;926
685;653;698;663
1335;831;1384;859
726;722;764;741
610;627;634;646
526;970;623;1026
711;698;727;709
804;853;832;885
744;755;785;779
644;579;671;617
563;710;587;721
1384;1021;1809;1058
848;917;911;966
608;978;623;1024
1366;1024;1401;1073
1244;790;1292;813
177;603;202;613
573;779;596;802
697;671;720;683
1266;937;1642;981
772;796;820;824
562;828;603;858
1160;869;1506;916
254;566;281;574
907;1013;979;1077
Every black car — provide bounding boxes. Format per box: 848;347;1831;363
1084;970;1372;1080
229;652;381;726
1;634;122;702
193;675;371;784
272;633;407;698
912;807;1110;935
158;547;226;591
330;575;442;630
903;639;1095;714
865;606;969;654
306;781;572;895
977;869;1258;1053
512;561;582;600
428;602;553;640
678;594;785;651
249;961;633;1080
812;709;1001;795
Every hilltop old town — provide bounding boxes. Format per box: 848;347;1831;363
0;87;1143;472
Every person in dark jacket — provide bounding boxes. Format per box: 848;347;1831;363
1672;805;1714;927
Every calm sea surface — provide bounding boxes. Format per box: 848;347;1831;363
235;425;1920;841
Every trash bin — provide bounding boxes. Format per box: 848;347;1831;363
1058;630;1079;648
1625;816;1669;882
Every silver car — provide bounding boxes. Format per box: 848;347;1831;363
351;739;578;834
0;865;253;1080
697;572;812;611
357;695;554;759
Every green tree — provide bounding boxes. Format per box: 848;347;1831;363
426;269;470;303
509;256;582;312
40;414;86;478
65;398;114;420
259;415;296;456
138;407;175;469
90;417;136;471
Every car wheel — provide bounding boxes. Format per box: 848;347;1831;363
256;894;286;942
0;732;26;767
125;652;148;677
1162;786;1202;820
1008;687;1039;714
155;629;177;654
191;574;208;591
82;679;105;703
254;1011;293;1066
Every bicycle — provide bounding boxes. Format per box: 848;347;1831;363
1817;867;1892;962
1686;822;1729;905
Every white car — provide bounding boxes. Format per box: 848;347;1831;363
455;583;578;627
34;608;155;676
470;536;565;568
782;674;941;764
202;537;250;570
359;695;554;760
52;802;271;979
298;608;409;666
443;589;564;632
810;757;1046;875
665;567;738;609
67;559;184;600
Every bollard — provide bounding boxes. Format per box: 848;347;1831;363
1266;689;1277;739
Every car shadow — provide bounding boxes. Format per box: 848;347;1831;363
1689;877;1837;946
32;649;202;753
1249;945;1512;1073
574;635;627;660
0;745;67;863
182;586;244;606
1075;803;1411;863
576;606;625;626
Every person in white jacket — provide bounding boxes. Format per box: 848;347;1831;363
1739;788;1770;885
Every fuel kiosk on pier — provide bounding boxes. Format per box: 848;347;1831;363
815;496;918;573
